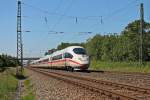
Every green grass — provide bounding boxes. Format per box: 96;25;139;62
90;60;150;73
0;69;18;100
21;73;35;100
24;79;30;87
22;92;35;100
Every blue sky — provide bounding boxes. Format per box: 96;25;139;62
0;0;149;57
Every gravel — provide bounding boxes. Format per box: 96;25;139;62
50;69;150;88
26;69;111;100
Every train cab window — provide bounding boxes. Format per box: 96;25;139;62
73;48;86;55
64;53;73;59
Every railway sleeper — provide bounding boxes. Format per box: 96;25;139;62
30;68;139;100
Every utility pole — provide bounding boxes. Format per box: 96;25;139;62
139;3;144;65
17;0;23;75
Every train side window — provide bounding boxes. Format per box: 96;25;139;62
43;58;49;62
52;56;56;60
64;53;73;59
58;54;62;59
52;54;62;60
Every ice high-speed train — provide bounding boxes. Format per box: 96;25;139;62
30;46;90;71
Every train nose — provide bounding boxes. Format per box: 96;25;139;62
78;57;89;61
80;64;89;70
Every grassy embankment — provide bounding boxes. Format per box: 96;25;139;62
90;60;150;73
21;70;35;100
0;68;18;100
0;68;35;100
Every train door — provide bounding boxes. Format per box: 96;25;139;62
63;53;67;67
64;52;73;66
49;57;52;68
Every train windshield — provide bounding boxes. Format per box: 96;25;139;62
73;48;86;55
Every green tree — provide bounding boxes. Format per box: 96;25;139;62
122;20;150;61
0;54;18;69
85;34;103;60
84;20;150;62
57;42;84;50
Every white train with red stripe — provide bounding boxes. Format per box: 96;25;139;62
30;46;90;71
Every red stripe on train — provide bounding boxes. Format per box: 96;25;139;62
45;58;83;65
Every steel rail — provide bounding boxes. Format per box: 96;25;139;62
29;68;138;100
38;68;150;94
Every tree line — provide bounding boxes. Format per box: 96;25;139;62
55;20;150;62
0;54;18;71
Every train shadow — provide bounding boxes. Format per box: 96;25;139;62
75;70;105;73
31;67;105;73
88;70;105;73
75;70;91;73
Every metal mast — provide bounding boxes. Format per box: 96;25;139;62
17;0;23;75
139;3;144;65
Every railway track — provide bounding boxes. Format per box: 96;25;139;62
47;70;150;94
97;71;150;88
87;70;150;85
99;70;150;80
29;68;150;100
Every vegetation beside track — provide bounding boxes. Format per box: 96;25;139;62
90;60;150;73
21;70;35;100
0;67;35;100
0;68;18;100
0;54;19;72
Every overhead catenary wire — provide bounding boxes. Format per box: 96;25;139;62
22;0;140;34
44;0;65;33
22;2;102;21
22;0;139;21
88;0;140;32
49;0;74;32
52;0;64;13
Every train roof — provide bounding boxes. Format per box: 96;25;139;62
30;46;84;64
51;46;84;55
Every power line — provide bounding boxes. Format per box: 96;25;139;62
52;0;64;13
22;0;139;21
88;0;139;32
22;0;139;34
43;0;65;32
50;0;74;31
22;2;101;21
